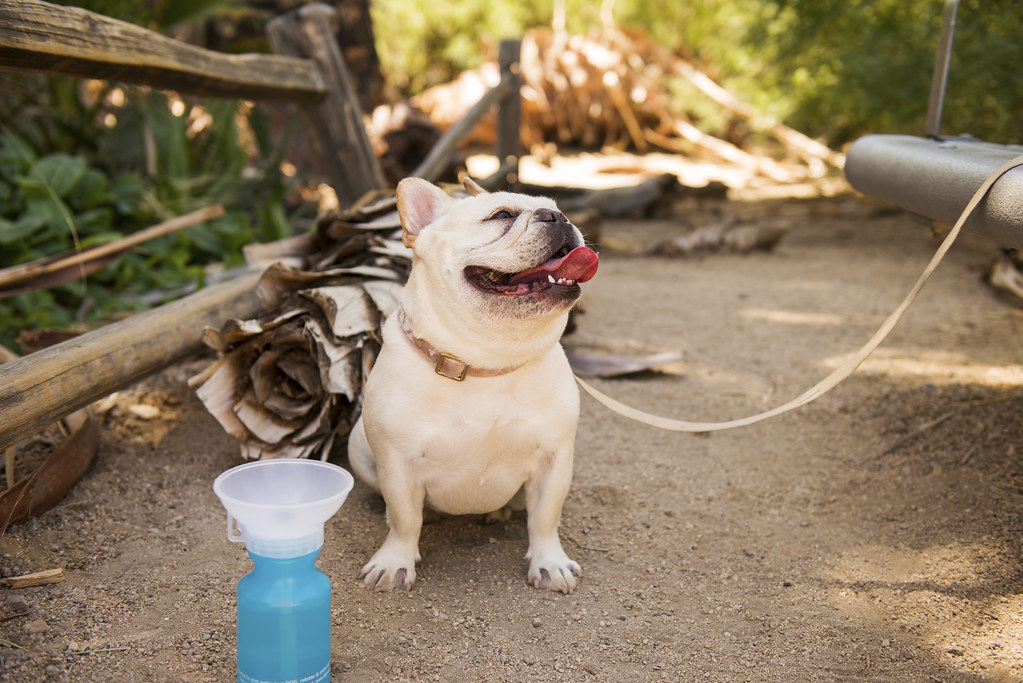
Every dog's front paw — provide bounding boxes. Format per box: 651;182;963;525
359;546;418;592
527;551;581;594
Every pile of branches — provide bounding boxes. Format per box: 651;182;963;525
413;26;842;181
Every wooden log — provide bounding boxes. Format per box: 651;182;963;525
0;0;326;103
553;174;681;217
650;122;796;183
602;71;648;152
495;40;523;191
411;77;512;183
0;205;225;298
267;3;387;206
0;270;265;453
334;0;385;115
677;60;841;167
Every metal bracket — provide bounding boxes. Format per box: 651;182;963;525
925;0;962;138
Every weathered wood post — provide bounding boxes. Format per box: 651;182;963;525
495;39;523;191
267;3;387;206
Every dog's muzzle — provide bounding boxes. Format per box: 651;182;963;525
463;210;598;296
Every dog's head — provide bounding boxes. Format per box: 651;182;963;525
397;177;598;324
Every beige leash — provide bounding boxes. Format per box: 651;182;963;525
576;154;1023;432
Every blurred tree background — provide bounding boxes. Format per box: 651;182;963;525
1;0;1020;353
373;0;1022;146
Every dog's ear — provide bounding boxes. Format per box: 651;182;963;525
461;176;488;197
396;178;454;248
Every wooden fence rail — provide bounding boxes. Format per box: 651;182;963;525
0;0;326;102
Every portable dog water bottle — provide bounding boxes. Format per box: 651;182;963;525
213;460;354;683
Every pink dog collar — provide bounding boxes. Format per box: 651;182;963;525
395;307;523;381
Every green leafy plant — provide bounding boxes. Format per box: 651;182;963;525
0;0;305;355
0;89;304;354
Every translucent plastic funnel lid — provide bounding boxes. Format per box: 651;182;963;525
213;460;354;558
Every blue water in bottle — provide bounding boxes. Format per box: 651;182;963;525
237;549;331;683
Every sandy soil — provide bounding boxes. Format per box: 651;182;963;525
1;188;1022;682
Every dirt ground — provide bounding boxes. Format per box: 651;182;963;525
2;175;1022;682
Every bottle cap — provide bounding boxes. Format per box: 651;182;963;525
213;460;354;559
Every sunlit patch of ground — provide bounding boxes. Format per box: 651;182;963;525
824;543;1023;680
827;347;1023;387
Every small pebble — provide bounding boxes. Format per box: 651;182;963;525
24;618;48;634
6;594;30;612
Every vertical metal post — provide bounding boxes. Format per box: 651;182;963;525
925;0;961;139
496;40;522;191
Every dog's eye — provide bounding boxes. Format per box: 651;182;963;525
488;210;517;221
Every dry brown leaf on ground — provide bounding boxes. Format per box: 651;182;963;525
0;408;99;531
564;332;685;378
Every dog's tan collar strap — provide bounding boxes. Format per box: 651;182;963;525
395;307;522;380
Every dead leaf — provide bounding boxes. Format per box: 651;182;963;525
565;333;685;377
0;409;98;531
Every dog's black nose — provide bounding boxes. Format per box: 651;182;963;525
534;208;568;225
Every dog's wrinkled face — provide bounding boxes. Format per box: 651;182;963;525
397;177;598;320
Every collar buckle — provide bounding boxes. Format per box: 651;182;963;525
434;352;470;381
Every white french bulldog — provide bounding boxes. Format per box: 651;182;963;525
347;176;598;594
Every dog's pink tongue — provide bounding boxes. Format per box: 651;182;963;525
509;247;599;285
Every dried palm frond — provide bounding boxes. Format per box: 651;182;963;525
188;193;410;460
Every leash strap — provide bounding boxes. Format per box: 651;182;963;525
576;153;1023;432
